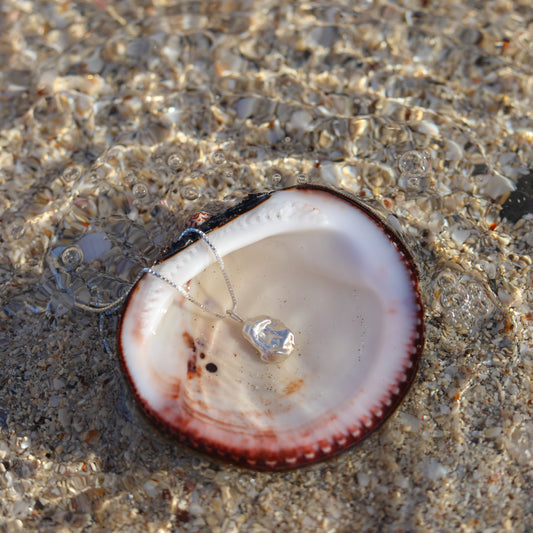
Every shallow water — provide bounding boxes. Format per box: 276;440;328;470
1;1;532;531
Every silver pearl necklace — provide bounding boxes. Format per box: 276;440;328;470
144;228;296;364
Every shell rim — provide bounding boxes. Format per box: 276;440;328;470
117;184;425;471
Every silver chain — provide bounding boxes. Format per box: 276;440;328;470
90;226;296;363
76;225;295;363
144;228;244;323
145;227;295;363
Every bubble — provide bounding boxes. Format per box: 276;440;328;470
506;423;533;465
439;289;463;310
62;166;81;183
398;150;431;176
270;172;282;187
223;167;234;179
167;153;184;170
435;270;497;333
466;281;494;319
61;245;84;270
401;174;432;193
132;182;149;199
8;221;26;240
406;176;421;190
211;151;226;165
296;173;307;184
434;270;458;289
447;307;472;329
471;297;494;320
181;184;199;201
152;156;165;168
282;136;292;145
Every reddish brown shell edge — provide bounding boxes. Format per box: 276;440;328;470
117;185;425;471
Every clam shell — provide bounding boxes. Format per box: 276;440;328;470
119;185;424;470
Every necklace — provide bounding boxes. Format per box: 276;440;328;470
144;228;296;364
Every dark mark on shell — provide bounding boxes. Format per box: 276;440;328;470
206;363;218;373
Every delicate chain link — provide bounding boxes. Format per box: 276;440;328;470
144;228;243;322
94;227;296;363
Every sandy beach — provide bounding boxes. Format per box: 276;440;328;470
0;1;532;531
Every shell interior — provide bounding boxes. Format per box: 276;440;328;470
119;187;423;469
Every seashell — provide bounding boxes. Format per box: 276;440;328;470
119;185;424;470
185;211;212;228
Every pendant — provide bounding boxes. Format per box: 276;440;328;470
242;316;295;363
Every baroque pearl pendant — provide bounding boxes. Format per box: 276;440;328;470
242;316;296;363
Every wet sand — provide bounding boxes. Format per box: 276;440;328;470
0;1;532;531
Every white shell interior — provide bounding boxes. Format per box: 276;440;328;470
120;188;421;462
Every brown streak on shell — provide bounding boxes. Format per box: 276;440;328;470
182;331;196;353
283;378;304;396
